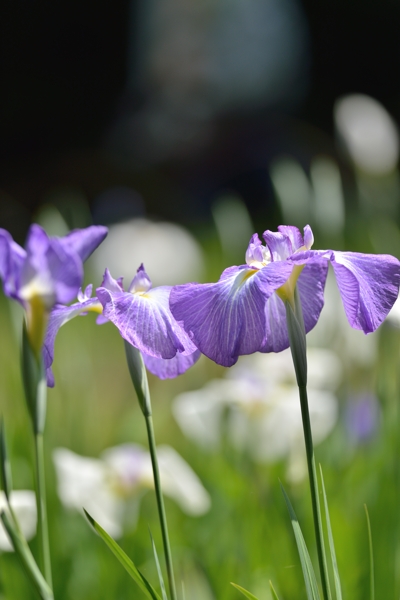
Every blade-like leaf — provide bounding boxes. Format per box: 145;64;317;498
84;509;161;600
0;419;12;500
149;529;168;600
319;466;342;600
269;580;281;600
281;485;321;600
364;505;375;600
230;582;260;600
1;510;53;600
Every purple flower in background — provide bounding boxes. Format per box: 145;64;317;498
345;393;380;442
44;265;200;386
0;224;107;354
170;225;400;367
96;266;201;379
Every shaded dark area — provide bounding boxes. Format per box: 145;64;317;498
1;0;399;236
301;0;400;129
1;2;130;156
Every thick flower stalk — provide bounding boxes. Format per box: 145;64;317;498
0;223;107;590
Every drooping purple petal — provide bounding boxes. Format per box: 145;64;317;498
330;251;400;333
60;226;108;262
96;284;186;359
262;293;289;352
170;262;294;367
43;297;103;387
143;349;201;379
297;260;329;331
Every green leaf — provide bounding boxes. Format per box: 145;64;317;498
149;529;168;600
0;419;12;500
84;509;161;600
269;580;281;600
319;466;342;600
281;485;321;600
230;582;260;600
364;505;375;600
1;510;53;600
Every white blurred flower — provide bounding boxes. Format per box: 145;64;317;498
334;94;399;175
89;218;205;287
53;444;210;538
0;491;37;552
173;347;340;482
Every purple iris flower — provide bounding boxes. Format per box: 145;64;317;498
0;224;107;354
96;266;201;379
170;225;400;367
44;265;200;386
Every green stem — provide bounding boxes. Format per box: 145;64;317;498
298;384;330;600
285;290;330;600
34;432;52;589
144;413;177;600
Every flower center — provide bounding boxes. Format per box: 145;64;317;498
275;264;305;309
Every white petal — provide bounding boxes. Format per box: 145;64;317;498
157;446;211;516
53;448;123;538
0;490;37;552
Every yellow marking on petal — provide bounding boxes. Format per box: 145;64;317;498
241;269;258;282
85;302;103;314
275;264;305;309
229;269;258;299
26;294;49;358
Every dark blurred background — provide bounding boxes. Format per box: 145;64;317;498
1;0;400;241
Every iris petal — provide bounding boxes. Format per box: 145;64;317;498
96;285;186;359
60;226;108;262
170;262;293;367
330;251;400;333
43;298;102;387
143;349;201;379
278;225;304;251
261;260;328;352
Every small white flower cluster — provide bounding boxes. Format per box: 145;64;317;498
173;346;341;483
53;444;211;539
